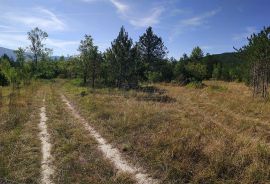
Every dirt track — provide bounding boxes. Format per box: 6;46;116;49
61;94;158;184
39;98;54;184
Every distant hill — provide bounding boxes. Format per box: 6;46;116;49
209;52;243;65
0;46;64;61
0;47;17;60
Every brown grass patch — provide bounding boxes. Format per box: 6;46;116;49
59;79;270;183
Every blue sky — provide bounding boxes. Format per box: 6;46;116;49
0;0;269;58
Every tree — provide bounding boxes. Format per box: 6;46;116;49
185;62;207;82
129;43;144;84
212;63;222;80
0;58;18;88
174;47;207;84
27;27;49;71
78;35;100;87
138;27;167;78
174;54;190;85
236;26;270;98
1;54;12;63
15;47;26;68
190;46;204;61
106;26;134;87
14;47;26;84
0;58;10;86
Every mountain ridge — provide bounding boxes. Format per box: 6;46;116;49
0;46;64;60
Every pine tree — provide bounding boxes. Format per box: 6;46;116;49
138;27;167;77
237;26;270;98
190;46;204;61
107;26;133;87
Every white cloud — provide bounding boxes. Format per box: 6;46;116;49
233;27;257;41
81;0;163;28
0;33;28;49
0;7;66;32
46;38;79;55
46;39;78;49
82;0;129;14
181;9;220;26
0;32;79;56
169;8;221;42
129;7;164;27
169;9;191;16
110;0;129;14
0;6;75;55
0;25;11;29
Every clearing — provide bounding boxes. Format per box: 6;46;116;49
1;79;270;183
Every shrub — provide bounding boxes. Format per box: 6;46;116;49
0;72;9;86
147;71;163;83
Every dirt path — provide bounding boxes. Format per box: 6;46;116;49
61;94;158;184
39;98;54;184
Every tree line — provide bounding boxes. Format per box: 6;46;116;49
236;27;270;98
0;26;269;97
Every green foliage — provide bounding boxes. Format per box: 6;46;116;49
0;72;9;86
174;47;207;84
0;58;19;86
236;26;270;98
190;46;204;61
147;71;163;83
14;47;25;67
0;59;10;86
36;60;58;79
78;35;101;87
105;26;141;87
200;52;247;82
185;62;207;82
27;27;49;71
212;63;222;80
1;25;268;94
138;27;167;79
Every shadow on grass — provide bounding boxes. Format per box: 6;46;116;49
136;93;176;103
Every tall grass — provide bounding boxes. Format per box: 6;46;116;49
60;79;270;183
0;83;41;183
46;83;135;184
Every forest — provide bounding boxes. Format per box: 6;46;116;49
2;26;269;98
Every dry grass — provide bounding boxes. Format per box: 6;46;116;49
0;82;42;183
0;81;137;183
60;79;270;183
45;82;136;184
1;79;269;183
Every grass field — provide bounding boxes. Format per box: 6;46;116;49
0;82;41;183
60;79;270;183
1;79;270;183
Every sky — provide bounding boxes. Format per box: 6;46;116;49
0;0;269;59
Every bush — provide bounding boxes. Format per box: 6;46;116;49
0;72;9;86
185;62;207;82
147;71;163;83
